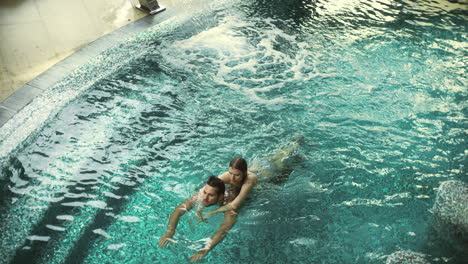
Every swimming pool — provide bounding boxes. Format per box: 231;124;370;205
0;0;466;263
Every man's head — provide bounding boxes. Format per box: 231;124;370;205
201;176;225;207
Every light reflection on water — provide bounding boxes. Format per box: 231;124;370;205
0;0;466;263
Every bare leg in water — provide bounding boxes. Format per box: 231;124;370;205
250;135;303;183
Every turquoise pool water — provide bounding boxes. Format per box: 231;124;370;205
1;0;466;263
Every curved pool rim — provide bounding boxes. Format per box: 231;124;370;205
0;10;173;127
0;5;187;165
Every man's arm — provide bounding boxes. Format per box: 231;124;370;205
158;194;197;248
190;210;238;262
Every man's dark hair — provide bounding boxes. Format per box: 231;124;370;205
207;175;225;195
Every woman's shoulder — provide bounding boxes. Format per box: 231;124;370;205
247;171;258;184
218;171;230;182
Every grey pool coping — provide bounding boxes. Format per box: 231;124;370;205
0;7;176;128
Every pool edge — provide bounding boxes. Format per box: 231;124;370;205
0;9;175;129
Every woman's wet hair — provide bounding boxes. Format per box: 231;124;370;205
207;175;225;195
229;157;248;184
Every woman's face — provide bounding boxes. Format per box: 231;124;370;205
229;167;244;185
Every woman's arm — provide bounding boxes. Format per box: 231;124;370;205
226;179;256;210
205;173;257;217
218;171;230;183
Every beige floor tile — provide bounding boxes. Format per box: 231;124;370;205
0;0;41;24
83;0;146;34
35;1;100;54
0;55;15;101
0;22;56;74
42;16;100;55
0;19;73;101
34;0;89;19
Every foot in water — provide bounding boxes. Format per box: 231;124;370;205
251;135;304;183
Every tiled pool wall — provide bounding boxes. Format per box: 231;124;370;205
0;8;181;164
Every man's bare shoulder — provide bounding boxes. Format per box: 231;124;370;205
184;191;201;206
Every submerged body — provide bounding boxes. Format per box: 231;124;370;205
250;137;302;183
204;137;303;218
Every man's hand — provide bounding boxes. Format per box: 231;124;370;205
190;249;209;262
196;211;207;223
158;231;175;248
203;210;216;220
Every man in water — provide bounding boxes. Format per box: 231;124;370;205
158;176;237;262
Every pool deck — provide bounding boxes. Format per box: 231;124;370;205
0;0;176;128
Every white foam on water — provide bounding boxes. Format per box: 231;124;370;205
93;229;112;239
46;225;66;232
87;200;108;209
119;216;141;223
107;243;126;250
308;182;331;193
289;237;318;246
159;13;324;108
27;236;51;242
336;198;404;207
174;20;253;58
56;215;74;221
